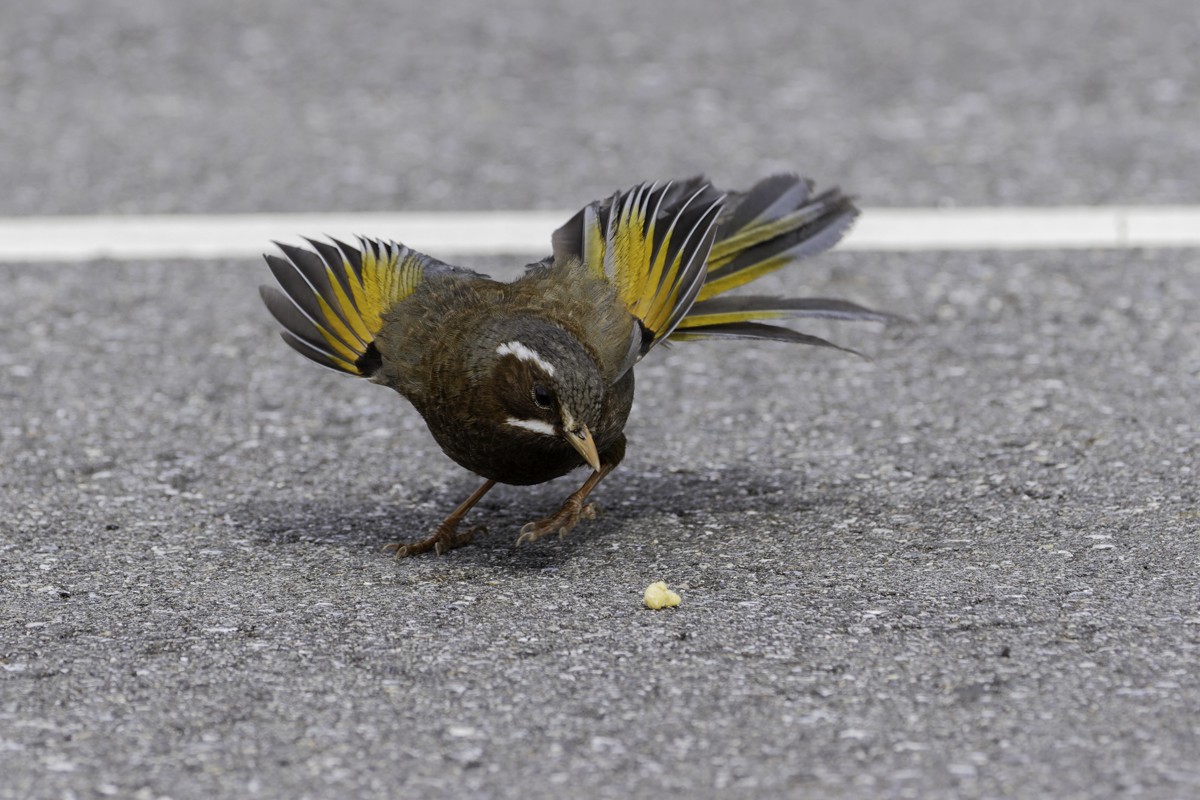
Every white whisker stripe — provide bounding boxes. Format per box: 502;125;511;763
496;341;556;376
505;417;557;436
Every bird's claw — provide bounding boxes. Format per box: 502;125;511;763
383;522;485;559
515;502;598;546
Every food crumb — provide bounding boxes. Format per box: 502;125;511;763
643;581;681;610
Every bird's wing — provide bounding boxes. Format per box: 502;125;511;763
672;295;898;348
698;174;858;301
669;174;898;347
260;237;476;376
668;321;862;355
551;179;726;358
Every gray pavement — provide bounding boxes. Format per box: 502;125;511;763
1;0;1198;215
2;1;1199;799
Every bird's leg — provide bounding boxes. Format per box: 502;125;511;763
515;469;608;546
515;440;627;549
385;479;496;558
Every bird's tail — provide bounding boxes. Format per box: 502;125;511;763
672;174;892;351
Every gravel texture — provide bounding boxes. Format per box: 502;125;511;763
0;0;1198;215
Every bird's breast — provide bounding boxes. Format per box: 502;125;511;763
422;415;586;485
417;370;634;486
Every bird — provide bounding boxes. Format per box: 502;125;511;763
259;174;894;557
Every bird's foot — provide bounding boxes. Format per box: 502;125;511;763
515;500;598;546
383;522;485;559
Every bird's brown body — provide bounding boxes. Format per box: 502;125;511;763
378;262;635;485
260;174;896;556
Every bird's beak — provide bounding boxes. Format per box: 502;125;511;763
563;424;601;472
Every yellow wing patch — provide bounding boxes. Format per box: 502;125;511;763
572;182;725;344
260;237;429;376
696;185;858;302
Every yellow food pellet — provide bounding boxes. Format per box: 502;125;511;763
643;581;681;610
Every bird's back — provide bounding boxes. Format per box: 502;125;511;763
506;259;639;384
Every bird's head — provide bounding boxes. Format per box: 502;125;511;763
478;319;605;471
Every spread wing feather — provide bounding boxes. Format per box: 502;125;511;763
669;321;862;356
554;173;892;359
553;179;726;358
260;237;449;376
675;295;899;329
700;181;859;300
670;174;893;353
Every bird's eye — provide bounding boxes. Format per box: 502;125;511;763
532;383;553;409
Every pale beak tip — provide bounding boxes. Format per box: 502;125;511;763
566;425;601;472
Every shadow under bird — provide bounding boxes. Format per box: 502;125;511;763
260;174;895;556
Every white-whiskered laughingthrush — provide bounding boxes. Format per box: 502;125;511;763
260;174;894;557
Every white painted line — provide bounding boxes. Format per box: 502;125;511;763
0;207;1197;262
0;212;567;262
844;206;1200;250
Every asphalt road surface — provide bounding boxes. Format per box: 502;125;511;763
2;1;1198;798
